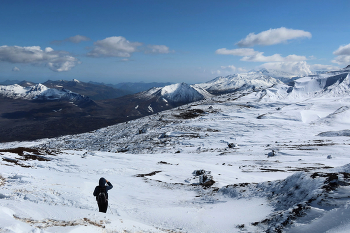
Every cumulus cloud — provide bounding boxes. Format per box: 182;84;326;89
52;35;91;44
332;55;350;65
87;36;142;58
145;45;173;54
333;44;350;56
12;66;20;72
259;61;312;76
0;45;80;72
47;56;80;72
216;47;307;62
332;43;350;65
310;64;339;71
236;27;312;47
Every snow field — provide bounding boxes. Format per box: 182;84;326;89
2;69;350;232
1;150;276;232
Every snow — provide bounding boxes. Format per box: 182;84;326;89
140;82;212;104
1;68;350;232
0;83;84;101
195;69;284;94
147;104;154;112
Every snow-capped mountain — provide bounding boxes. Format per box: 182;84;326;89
139;82;213;104
195;70;283;95
247;68;350;102
0;83;91;103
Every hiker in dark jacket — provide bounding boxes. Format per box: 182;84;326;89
93;177;113;213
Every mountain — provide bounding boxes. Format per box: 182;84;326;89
18;80;37;87
0;83;92;105
0;83;101;142
96;82;213;119
0;82;212;142
0;79;22;85
195;69;284;95
139;82;212;104
247;68;350;102
44;79;131;100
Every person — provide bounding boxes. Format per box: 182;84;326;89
93;177;113;213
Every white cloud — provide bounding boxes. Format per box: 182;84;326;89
67;35;90;43
216;48;258;56
332;44;350;65
216;47;307;62
241;52;307;62
259;61;312;76
310;64;339;71
220;65;237;71
87;36;142;57
332;55;350;65
12;66;20;72
236;27;312;47
45;47;54;53
211;65;247;75
47;56;81;72
52;35;91;44
333;44;350;56
146;45;173;54
0;45;80;72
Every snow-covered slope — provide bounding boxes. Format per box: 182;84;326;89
246;69;350;102
195;69;284;94
0;83;90;102
139;82;212;104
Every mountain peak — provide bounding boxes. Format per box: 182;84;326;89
160;83;206;103
140;82;212;104
29;83;48;92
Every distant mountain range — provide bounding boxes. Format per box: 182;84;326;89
0;79;174;100
0;66;348;142
0;83;93;106
0;80;210;142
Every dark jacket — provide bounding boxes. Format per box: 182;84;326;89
93;177;113;200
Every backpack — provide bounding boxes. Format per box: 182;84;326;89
97;187;107;204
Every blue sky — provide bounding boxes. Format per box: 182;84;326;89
1;0;350;84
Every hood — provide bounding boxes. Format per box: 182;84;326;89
99;177;106;186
